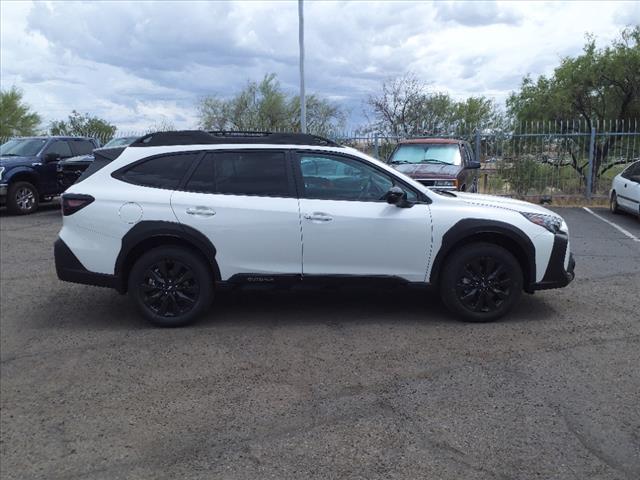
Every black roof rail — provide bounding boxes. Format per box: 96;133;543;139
130;130;341;147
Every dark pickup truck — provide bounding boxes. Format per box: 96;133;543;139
387;138;480;192
0;136;99;214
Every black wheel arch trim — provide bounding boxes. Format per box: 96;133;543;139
114;220;221;293
429;219;537;290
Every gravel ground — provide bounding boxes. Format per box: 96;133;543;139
1;204;639;480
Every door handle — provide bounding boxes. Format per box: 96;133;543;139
186;206;216;217
304;212;333;222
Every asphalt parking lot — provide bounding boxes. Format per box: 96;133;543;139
1;204;639;480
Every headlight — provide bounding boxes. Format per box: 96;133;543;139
0;167;4;180
521;212;563;233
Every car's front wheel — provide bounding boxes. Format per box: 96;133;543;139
610;191;620;214
7;181;39;215
128;246;214;327
440;243;523;322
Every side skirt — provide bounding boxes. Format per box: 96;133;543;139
217;274;430;291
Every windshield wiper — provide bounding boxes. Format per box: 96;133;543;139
1;153;18;157
421;158;450;165
390;160;411;165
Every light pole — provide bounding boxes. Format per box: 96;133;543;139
298;0;306;133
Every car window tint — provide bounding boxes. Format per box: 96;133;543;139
71;140;95;156
211;151;289;197
299;154;416;202
185;156;215;193
46;141;73;158
119;153;198;189
623;161;640;179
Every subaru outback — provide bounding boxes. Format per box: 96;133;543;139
54;131;575;327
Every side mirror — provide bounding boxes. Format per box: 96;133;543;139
466;160;481;169
44;152;61;163
385;186;410;207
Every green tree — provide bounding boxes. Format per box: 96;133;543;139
197;73;345;135
507;27;640;186
0;87;41;137
365;73;501;136
50;110;116;144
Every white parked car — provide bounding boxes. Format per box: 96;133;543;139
55;131;575;327
610;160;640;218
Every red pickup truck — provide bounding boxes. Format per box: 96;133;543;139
387;138;480;192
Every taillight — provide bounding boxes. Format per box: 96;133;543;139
61;194;94;216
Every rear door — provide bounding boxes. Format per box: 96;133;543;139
171;150;302;280
295;152;431;282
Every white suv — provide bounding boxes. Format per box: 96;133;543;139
55;131;575;327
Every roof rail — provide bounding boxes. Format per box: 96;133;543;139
130;130;341;147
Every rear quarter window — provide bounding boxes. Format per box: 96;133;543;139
116;153;200;189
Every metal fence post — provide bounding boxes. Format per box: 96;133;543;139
373;133;379;159
475;130;481;163
586;126;596;199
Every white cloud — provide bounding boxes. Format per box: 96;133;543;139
0;0;635;131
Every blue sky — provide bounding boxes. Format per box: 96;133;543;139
1;1;638;132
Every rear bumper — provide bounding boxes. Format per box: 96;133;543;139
55;238;121;291
530;232;575;291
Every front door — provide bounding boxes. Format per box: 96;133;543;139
40;140;73;195
295;153;431;282
171;150;302;280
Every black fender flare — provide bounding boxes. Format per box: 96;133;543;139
114;221;220;292
429;219;537;288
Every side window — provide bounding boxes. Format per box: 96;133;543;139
219;151;289;196
70;140;95;156
45;141;73;159
462;144;473;164
299;154;417;202
184;155;215;193
622;162;640;180
118;153;199;189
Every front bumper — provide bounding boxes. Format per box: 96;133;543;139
55;238;120;290
0;183;8;197
530;232;575;291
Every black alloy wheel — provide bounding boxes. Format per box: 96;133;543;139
129;246;213;327
455;256;512;313
140;259;199;317
440;243;523;322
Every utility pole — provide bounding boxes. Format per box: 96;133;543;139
298;0;306;133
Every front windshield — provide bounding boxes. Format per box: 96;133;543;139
390;144;461;165
0;138;47;157
103;136;137;148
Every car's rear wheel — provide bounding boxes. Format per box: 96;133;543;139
7;181;39;215
440;243;523;322
128;246;213;327
610;191;620;214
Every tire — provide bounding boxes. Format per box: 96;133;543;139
128;246;214;327
440;243;523;322
610;191;620;214
7;181;39;215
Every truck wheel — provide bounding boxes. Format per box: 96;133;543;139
7;181;39;215
440;243;523;322
128;246;214;327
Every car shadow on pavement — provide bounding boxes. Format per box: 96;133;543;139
34;284;556;332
